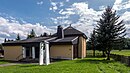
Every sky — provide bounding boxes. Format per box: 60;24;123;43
0;0;130;43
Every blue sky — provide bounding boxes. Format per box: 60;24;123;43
0;0;115;25
0;0;130;43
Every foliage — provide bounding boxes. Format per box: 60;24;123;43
4;38;7;42
123;38;130;50
40;32;49;37
95;6;126;60
16;33;21;40
0;44;2;50
27;29;36;39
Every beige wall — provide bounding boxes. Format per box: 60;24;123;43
3;46;23;61
78;36;86;58
50;45;73;60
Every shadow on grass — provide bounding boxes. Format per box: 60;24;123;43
76;58;115;64
0;58;13;63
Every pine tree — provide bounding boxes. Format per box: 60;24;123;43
4;38;7;42
16;33;21;40
30;29;36;38
96;6;126;60
27;29;36;39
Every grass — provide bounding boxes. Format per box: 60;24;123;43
0;58;9;64
87;50;102;57
0;58;129;73
111;50;130;56
0;50;129;73
87;50;130;56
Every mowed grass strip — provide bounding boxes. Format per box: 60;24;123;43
0;58;129;73
111;50;130;56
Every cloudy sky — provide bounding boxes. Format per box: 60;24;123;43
0;0;130;43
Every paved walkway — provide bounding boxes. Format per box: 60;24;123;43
0;63;21;67
0;63;38;67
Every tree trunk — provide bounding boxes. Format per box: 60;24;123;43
107;50;110;60
102;50;106;57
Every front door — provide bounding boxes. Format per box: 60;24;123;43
35;47;39;58
26;47;32;58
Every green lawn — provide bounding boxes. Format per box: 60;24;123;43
111;50;130;56
0;58;129;73
0;58;9;64
87;50;102;57
87;50;130;56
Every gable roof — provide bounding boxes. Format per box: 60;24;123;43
64;26;84;36
53;26;87;39
50;36;78;45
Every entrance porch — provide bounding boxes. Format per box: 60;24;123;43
21;46;39;62
21;41;50;65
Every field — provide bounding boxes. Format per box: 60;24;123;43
111;50;130;56
0;58;130;73
0;50;129;73
87;50;130;56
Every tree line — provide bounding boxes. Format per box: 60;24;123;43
4;29;49;42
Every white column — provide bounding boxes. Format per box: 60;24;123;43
39;42;44;65
45;41;50;65
22;47;26;58
32;47;35;59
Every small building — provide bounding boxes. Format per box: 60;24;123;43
2;25;87;61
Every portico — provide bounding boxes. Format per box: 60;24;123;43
21;40;50;65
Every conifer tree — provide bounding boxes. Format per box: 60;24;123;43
4;38;7;42
30;29;36;38
27;29;36;39
16;33;21;40
96;6;126;60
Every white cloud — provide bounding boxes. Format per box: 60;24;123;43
37;1;43;5
51;2;103;37
49;1;65;12
0;17;54;43
66;0;69;2
99;6;107;10
59;2;64;7
113;0;130;11
50;1;58;12
119;11;130;37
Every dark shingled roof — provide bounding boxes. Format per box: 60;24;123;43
52;26;87;39
50;36;78;45
2;37;55;46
